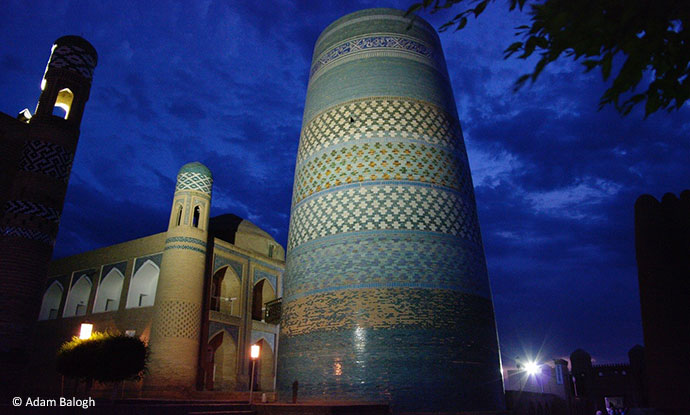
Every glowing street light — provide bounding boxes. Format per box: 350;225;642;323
523;360;544;393
249;344;260;404
524;361;540;376
79;322;93;340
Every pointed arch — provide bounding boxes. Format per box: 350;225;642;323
207;329;238;391
211;266;241;316
252;278;276;321
252;338;275;391
53;88;73;119
93;268;124;313
126;260;159;308
63;275;92;317
193;205;201;228
38;281;63;320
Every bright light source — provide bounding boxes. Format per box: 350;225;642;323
524;361;540;376
79;322;93;340
250;344;260;359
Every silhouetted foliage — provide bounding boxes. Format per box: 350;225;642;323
56;331;149;383
408;0;690;116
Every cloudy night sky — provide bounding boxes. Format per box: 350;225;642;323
2;1;687;370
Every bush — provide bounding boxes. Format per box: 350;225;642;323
56;331;149;383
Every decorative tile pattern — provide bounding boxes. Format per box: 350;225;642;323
155;300;201;339
164;244;206;255
133;253;163;274
293;140;468;203
254;269;277;292
175;172;213;194
281;288;491;336
49;44;97;79
310;34;439;81
285;232;490;301
251;330;276;352
279;9;503;413
19;140;73;183
287;183;480;250
213;254;243;279
0;225;54;245
298;97;463;163
3;200;61;223
101;261;127;280
165;236;207;247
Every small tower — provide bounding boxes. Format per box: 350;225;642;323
146;162;213;393
0;36;97;391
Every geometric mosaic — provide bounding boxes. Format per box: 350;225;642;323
287;183;480;250
19;140;73;183
298;97;463;162
293;139;470;204
3;200;61;223
175;172;212;193
49;44;97;80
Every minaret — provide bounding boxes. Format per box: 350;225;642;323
146;162;213;393
0;36;97;389
277;9;504;413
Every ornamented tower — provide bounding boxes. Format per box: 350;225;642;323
277;9;504;413
0;36;97;391
146;162;213;393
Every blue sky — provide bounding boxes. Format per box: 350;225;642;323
2;0;688;369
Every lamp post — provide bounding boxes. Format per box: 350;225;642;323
249;344;260;404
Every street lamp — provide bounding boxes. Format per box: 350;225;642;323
524;360;544;393
249;344;260;404
79;321;93;340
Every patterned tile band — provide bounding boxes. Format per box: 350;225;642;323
285;232;490;301
298;97;462;163
175;172;213;193
310;34;440;82
164;244;206;255
19;140;74;183
4;200;61;223
165;236;207;247
49;44;97;79
0;226;54;245
293;139;469;204
287;183;480;250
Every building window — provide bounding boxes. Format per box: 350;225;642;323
268;244;274;258
126;260;159;308
176;205;183;226
63;275;92;317
38;281;63;320
93;268;124;313
193;206;200;228
53;88;73;119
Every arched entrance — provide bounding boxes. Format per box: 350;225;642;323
251;338;274;391
211;266;241;315
206;330;238;391
251;278;276;321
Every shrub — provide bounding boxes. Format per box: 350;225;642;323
56;331;149;383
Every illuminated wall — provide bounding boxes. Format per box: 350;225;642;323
277;8;505;413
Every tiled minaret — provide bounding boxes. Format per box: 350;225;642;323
0;36;97;393
277;9;504;413
146;162;213;393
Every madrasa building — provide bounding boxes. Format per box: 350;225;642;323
0;8;505;414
